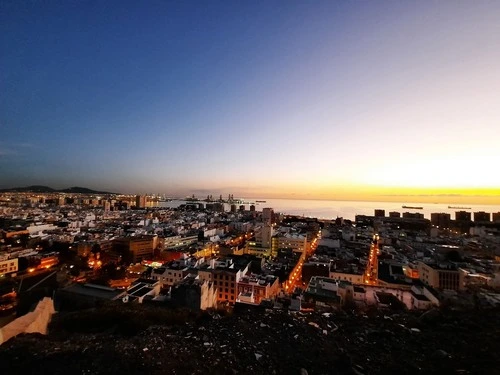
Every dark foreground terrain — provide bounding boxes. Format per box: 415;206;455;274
1;304;499;375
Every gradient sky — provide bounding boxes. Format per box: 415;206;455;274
1;1;499;203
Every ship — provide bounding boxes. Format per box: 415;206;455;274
448;206;471;209
402;205;423;209
255;200;266;203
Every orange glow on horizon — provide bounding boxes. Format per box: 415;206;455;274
246;184;500;205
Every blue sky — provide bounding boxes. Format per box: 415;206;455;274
1;1;499;200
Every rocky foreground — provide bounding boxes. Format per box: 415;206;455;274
1;304;499;375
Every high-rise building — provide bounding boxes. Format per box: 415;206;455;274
389;211;400;218
402;212;424;219
250;205;256;212
493;212;500;222
135;195;147;209
262;207;274;224
455;211;471;221
431;213;451;228
230;204;237;213
374;209;385;217
256;224;274;248
473;211;490;222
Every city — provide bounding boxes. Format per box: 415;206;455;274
2;1;500;373
1;190;500;373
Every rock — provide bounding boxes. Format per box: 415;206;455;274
255;353;262;361
432;349;449;359
419;309;441;323
143;348;148;352
308;322;320;329
410;328;421;333
300;368;308;375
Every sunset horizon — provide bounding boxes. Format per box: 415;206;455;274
2;1;499;204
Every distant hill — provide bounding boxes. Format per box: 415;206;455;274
0;185;116;194
58;186;115;194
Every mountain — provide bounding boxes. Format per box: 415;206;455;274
58;186;114;194
0;185;116;194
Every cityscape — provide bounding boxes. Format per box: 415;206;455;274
1;1;500;374
1;189;500;373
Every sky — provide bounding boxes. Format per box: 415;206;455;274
1;1;499;203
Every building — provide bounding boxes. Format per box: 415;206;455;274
212;268;242;304
329;270;363;285
170;274;217;310
455;211;471;221
57;283;126;310
125;279;160;303
493;212;500;222
431;213;451;228
113;236;154;262
303;276;354;307
389;211;401;218
135;195;147;209
271;233;307;257
246;224;274;257
211;259;250;304
302;262;330;284
402;212;424;219
161;234;198;250
262;208;274;224
417;261;464;291
236;274;280;305
474;211;491;222
0;258;18;276
374;209;385;217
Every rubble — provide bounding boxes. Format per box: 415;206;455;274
0;304;499;374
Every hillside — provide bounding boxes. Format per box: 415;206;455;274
1;304;499;374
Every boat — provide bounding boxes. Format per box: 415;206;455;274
256;200;266;203
402;205;423;209
448;206;471;209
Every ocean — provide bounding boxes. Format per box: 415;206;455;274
158;198;500;221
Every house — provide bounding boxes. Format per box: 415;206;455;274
170;274;217;310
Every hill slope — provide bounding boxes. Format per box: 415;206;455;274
1;304;499;374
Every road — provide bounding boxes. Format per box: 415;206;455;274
285;231;321;293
